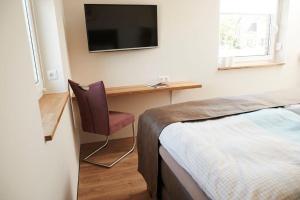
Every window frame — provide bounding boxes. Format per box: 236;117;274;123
23;0;44;97
218;0;282;67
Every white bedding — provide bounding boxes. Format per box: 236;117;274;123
159;108;300;200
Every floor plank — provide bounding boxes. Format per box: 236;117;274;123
78;138;151;200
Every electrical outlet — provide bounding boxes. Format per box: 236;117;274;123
159;75;170;83
47;69;58;81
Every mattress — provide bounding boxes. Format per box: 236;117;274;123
159;107;300;200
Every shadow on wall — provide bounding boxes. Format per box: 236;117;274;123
68;102;81;161
63;176;74;200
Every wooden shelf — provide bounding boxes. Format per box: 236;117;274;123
39;92;69;141
105;81;202;97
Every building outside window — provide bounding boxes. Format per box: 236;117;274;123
219;0;288;68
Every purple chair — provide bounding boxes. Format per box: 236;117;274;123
68;80;135;168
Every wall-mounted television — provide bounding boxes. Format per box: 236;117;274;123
84;4;158;52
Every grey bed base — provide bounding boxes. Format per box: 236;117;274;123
158;147;209;200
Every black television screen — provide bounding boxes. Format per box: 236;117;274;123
84;4;158;52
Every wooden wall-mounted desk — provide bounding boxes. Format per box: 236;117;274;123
72;81;202;104
106;82;202;97
106;81;202;104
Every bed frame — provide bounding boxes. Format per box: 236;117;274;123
155;147;209;200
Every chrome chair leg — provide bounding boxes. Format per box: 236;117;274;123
83;123;136;168
83;136;109;160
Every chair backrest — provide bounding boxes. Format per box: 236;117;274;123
69;80;110;135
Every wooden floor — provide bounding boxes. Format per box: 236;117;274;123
78;138;151;200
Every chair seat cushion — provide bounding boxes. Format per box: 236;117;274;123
109;111;135;134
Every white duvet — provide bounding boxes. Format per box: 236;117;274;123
159;108;300;200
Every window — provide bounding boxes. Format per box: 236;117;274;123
23;0;43;94
219;0;285;67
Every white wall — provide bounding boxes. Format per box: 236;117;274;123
0;0;79;199
53;0;72;81
34;0;70;93
63;0;300;144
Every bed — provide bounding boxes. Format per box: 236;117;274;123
137;89;300;200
